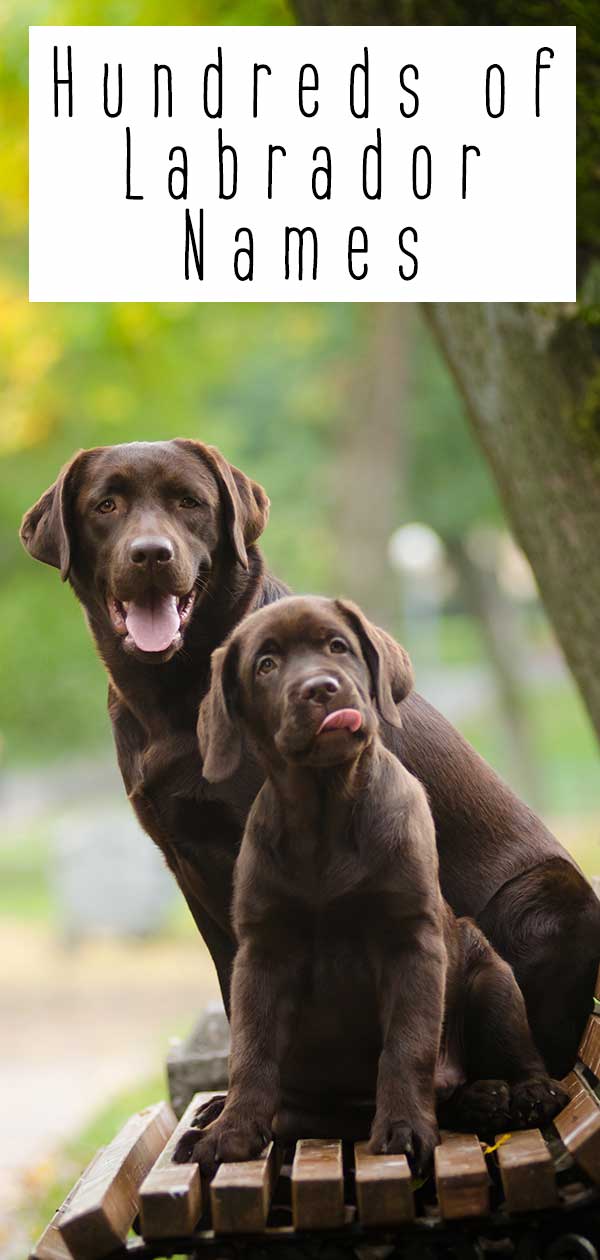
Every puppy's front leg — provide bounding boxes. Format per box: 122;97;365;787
183;940;297;1174
369;914;446;1174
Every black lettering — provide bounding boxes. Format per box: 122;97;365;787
399;64;419;117
350;47;369;119
154;64;173;117
53;44;73;117
185;208;204;279
284;227;318;280
399;226;418;280
204;48;223;119
268;145;286;199
486;64;505;118
312;146;332;199
253;63;271;118
125;126;143;200
461;145;480;199
348;226;368;279
299;64;319;117
535;46;554;117
234;228;254;280
103;63;123;118
362;128;382;200
218;129;237;199
412;145;431;199
168;146;188;200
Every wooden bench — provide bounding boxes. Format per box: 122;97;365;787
31;966;600;1258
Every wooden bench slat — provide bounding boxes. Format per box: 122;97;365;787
291;1139;345;1230
579;1015;600;1077
554;1074;600;1184
211;1140;282;1233
496;1129;557;1213
30;1149;106;1260
139;1091;216;1238
58;1101;176;1259
434;1132;489;1220
354;1141;414;1226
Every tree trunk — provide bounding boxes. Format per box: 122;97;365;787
446;533;540;804
425;303;600;742
334;305;409;627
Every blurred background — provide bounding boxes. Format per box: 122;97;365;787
2;1;599;1256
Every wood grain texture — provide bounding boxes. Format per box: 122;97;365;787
30;1150;106;1260
139;1092;216;1239
579;1015;600;1077
291;1139;345;1230
496;1129;557;1214
58;1101;176;1259
554;1075;600;1184
354;1141;414;1226
434;1132;489;1220
211;1141;282;1232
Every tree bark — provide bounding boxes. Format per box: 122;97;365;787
334;305;409;627
425;303;600;741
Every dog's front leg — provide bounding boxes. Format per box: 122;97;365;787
369;914;446;1174
178;939;298;1174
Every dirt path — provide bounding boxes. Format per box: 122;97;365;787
0;919;220;1257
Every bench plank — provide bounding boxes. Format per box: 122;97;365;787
354;1142;414;1226
554;1075;600;1184
496;1129;557;1213
434;1132;489;1220
139;1092;216;1238
211;1141;281;1232
579;1015;600;1078
291;1139;345;1230
58;1101;176;1259
30;1150;106;1260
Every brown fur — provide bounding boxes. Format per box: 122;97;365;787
20;441;600;1087
179;597;567;1174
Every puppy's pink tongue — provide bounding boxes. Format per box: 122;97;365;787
318;708;362;734
125;594;180;652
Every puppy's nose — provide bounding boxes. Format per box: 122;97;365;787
300;674;341;704
129;536;174;567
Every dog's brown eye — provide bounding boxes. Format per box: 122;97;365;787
180;496;200;509
330;638;348;654
96;497;116;514
257;656;277;676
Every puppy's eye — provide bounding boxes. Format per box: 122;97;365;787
330;637;349;654
96;497;116;514
257;655;277;676
180;496;201;509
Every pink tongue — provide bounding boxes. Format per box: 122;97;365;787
317;708;362;735
125;594;180;652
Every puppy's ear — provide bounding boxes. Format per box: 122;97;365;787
198;640;243;782
177;440;270;569
335;599;413;728
20;450;87;581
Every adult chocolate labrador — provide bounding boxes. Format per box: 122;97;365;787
181;596;567;1173
20;440;600;1083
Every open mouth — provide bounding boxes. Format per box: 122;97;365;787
108;590;195;653
317;708;363;736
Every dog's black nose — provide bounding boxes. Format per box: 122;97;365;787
129;536;174;567
300;674;341;704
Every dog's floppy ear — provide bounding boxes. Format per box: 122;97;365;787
198;639;243;782
335;599;413;728
177;440;270;570
20;450;87;581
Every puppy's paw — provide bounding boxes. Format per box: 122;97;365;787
510;1076;569;1129
192;1093;227;1129
173;1095;227;1163
369;1117;439;1176
442;1079;512;1136
183;1115;272;1177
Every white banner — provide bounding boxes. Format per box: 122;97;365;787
29;25;575;302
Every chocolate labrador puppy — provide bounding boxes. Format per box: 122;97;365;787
20;441;600;1086
181;596;567;1174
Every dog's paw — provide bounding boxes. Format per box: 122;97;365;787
192;1094;227;1128
181;1115;272;1177
442;1079;512;1136
510;1076;569;1129
369;1117;439;1175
